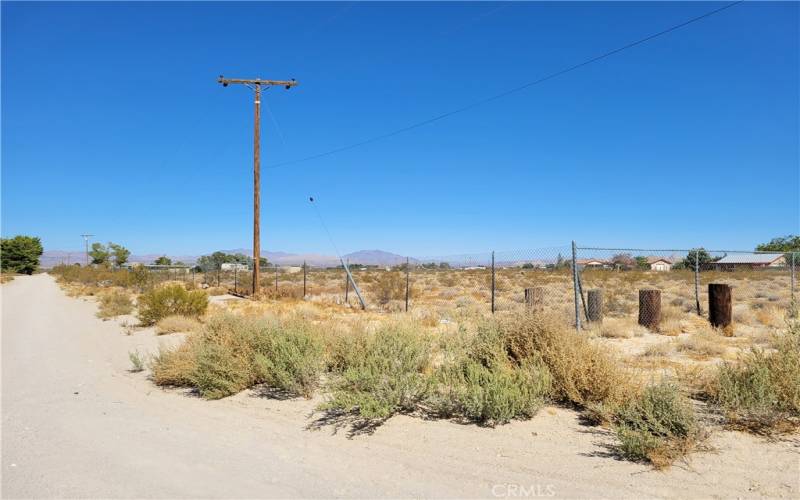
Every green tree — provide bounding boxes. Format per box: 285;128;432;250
108;242;130;267
635;256;649;270
154;256;172;266
681;248;715;271
89;243;110;266
756;235;800;252
0;235;43;274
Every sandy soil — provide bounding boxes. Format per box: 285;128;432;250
2;274;798;499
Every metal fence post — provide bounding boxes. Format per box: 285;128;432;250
694;249;702;315
405;257;410;312
344;264;349;304
491;251;496;314
303;260;307;298
792;252;796;306
275;265;278;296
234;266;238;294
571;241;581;332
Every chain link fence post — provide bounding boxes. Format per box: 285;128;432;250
572;241;581;332
405;257;410;312
792;252;796;312
694;249;702;315
303;260;307;298
491;251;496;314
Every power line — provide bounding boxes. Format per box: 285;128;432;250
266;1;742;169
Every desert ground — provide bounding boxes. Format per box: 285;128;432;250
1;273;798;499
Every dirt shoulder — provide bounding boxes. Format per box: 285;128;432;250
1;274;798;499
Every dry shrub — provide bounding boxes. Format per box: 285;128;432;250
156;315;202;335
369;271;406;305
151;313;324;399
495;313;635;411
96;289;133;318
151;346;197;387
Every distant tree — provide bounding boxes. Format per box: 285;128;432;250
756;235;800;267
108;242;130;267
154;256;172;266
0;235;43;274
756;235;800;252
611;253;636;271
89;243;110;266
438;262;451;270
196;252;260;272
681;248;715;271
521;263;535;269
635;256;649;270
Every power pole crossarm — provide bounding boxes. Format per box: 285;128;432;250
218;77;298;88
217;74;298;297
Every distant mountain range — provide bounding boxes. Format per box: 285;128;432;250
40;249;414;268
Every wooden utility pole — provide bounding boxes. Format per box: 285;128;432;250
217;75;297;296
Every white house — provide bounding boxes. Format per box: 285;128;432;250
647;257;674;272
221;262;248;271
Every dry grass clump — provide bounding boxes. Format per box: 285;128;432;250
138;283;208;326
613;382;704;469
151;313;324;399
705;323;800;435
677;332;726;359
1;274;15;284
642;342;673;358
754;305;784;328
155;315;202;335
96;289;134;318
595;317;646;339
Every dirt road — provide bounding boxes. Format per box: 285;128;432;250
2;275;798;498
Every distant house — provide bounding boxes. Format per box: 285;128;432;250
221;262;248;272
647;257;674;272
714;254;786;271
576;258;609;269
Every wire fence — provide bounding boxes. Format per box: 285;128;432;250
96;243;797;334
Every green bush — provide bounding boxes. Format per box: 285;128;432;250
614;382;702;468
323;325;431;420
710;328;800;434
137;284;208;326
430;357;551;426
255;320;324;398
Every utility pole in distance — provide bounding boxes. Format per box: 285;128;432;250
80;234;94;266
217;75;298;297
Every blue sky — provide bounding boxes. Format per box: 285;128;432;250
2;1;798;257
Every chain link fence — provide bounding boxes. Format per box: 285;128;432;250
125;244;796;336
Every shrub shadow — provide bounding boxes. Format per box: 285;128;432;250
305;408;387;438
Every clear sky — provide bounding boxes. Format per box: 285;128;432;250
2;1;798;257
